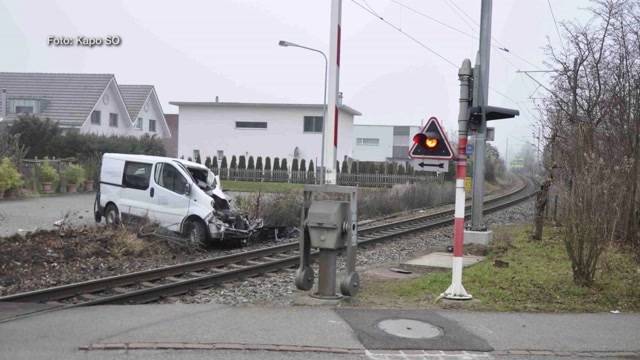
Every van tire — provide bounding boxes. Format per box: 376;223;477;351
104;204;120;225
186;219;206;246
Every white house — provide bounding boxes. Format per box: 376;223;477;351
171;101;361;165
0;72;170;139
352;124;420;164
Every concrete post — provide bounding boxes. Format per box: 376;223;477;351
470;0;493;232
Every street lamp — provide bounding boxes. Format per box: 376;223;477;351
279;40;328;184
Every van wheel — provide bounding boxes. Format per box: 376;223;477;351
104;204;120;225
186;219;206;246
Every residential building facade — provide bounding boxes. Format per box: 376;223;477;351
171;101;361;165
0;72;170;139
352;124;420;164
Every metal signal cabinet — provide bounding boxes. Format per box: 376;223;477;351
295;184;359;299
307;200;350;250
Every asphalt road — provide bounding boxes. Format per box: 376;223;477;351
0;191;247;237
0;193;96;237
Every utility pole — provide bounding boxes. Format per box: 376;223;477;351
324;0;342;185
470;0;492;232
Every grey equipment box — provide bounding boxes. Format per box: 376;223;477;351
307;200;350;250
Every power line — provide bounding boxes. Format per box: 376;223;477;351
350;0;458;67
351;0;521;109
546;0;564;45
391;0;476;40
442;0;544;71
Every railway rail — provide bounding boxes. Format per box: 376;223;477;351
0;177;536;308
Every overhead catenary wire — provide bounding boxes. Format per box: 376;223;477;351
350;0;458;67
350;0;521;108
546;0;564;45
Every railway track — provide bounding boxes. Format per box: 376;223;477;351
0;178;536;308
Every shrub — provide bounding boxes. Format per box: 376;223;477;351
341;160;348;174
221;156;228;169
204;156;212;168
300;159;306;172
256;157;263;170
281;158;288;171
273;158;280;171
292;159;299;172
211;156;218;169
238;155;246;169
39;161;59;183
82;156;99;182
230;156;237;169
264;157;271;170
0;157;23;192
62;164;86;184
248;156;255;170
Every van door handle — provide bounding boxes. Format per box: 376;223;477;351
150;187;155;198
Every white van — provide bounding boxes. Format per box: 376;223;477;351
94;153;262;245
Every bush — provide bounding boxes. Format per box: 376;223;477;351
8;116;166;161
230;156;237;169
82;156;99;182
238;155;246;169
63;164;86;184
39;161;59;183
248;156;255;170
264;157;271;170
221;156;228;169
211;156;218;169
204;156;212;168
256;157;263;170
0;157;23;192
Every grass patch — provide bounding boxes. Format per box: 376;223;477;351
358;224;640;312
221;180;303;193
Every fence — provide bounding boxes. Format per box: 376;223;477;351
19;158;77;193
216;168;440;188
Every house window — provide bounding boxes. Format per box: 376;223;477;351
393;126;410;136
357;138;380;146
15;106;34;114
109;113;118;127
135;117;143;129
236;121;267;129
149;119;156;132
11;99;39;114
303;116;323;133
393;145;409;159
91;111;101;125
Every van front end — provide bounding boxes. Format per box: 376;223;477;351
205;210;264;245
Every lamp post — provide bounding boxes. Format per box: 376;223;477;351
279;40;328;184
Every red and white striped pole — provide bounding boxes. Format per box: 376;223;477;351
324;0;342;185
442;59;473;300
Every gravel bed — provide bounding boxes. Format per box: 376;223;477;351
172;199;535;306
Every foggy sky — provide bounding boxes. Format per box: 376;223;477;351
0;0;591;161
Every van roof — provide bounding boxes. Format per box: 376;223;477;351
103;153;208;170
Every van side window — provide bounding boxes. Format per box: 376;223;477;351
155;163;188;195
122;162;152;190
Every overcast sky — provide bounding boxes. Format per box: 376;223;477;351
0;0;591;161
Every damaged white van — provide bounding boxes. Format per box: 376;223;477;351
94;153;262;245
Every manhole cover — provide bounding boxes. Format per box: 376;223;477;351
377;319;442;339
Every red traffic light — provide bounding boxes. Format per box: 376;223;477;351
413;132;439;149
413;133;426;145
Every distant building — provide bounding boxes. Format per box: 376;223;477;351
170;101;361;164
352;124;420;164
163;114;179;157
0;72;170;139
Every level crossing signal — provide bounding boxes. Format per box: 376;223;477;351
408;117;454;160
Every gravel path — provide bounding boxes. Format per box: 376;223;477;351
172;199;535;306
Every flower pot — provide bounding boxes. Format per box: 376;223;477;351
42;182;54;194
84;180;95;192
67;183;78;193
